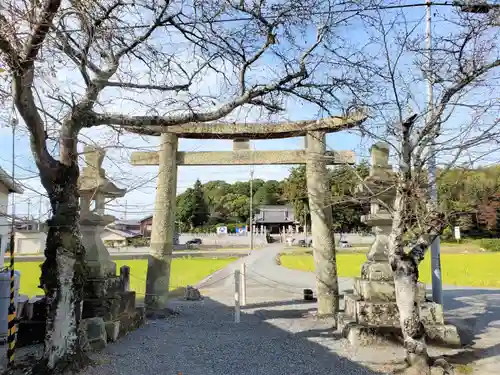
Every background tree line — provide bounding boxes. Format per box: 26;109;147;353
176;162;371;232
176;162;500;235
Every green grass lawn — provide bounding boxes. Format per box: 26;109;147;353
280;253;500;288
14;257;237;297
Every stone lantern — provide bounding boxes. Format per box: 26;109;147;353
79;146;126;278
339;142;461;348
78;146;144;347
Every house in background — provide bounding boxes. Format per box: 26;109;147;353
103;219;143;248
13;219;47;255
253;205;299;234
0;167;24;258
111;219;142;234
101;226;142;248
139;215;153;237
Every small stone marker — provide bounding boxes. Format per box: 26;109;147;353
184;286;202;301
120;265;130;292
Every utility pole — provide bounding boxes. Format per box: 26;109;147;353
426;0;443;306
27;198;31;221
38;194;42;231
303;211;307;242
124;200;128;220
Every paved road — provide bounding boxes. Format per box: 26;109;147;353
197;244;351;292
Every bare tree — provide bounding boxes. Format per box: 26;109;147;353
0;0;369;371
355;3;499;373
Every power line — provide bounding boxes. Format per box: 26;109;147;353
9;2;463;36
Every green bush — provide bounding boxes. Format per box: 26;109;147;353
441;227;454;241
479;238;500;252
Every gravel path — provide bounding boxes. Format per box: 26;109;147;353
80;282;387;375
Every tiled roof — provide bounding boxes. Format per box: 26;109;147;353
105;227;142;238
254;205;296;223
0;166;23;194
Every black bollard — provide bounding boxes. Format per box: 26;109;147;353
303;288;314;301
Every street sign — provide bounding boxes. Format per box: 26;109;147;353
217;226;228;235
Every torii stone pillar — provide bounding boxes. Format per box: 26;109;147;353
306;131;338;317
145;133;178;311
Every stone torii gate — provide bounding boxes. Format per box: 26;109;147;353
130;113;366;316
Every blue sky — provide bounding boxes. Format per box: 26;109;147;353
0;2;498;221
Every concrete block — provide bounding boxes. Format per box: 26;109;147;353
360;261;393;281
17;295;29;319
425;324;462;348
105;320;120;342
353;278;426;302
81;317;107;351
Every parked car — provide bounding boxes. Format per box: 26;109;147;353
339;239;352;248
298;238;313;247
186;238;202;246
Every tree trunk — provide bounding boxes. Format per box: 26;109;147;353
36;161;88;373
389;185;429;372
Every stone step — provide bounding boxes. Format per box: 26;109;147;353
353;277;426;302
344;293;444;328
341;321;462;348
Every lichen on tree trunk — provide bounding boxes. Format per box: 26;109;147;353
35;161;88;373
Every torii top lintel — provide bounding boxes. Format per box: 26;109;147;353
125;112;366;140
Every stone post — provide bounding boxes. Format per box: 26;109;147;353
305;131;339;317
145;133;178;312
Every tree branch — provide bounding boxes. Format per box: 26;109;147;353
22;0;62;70
96;80;190;91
